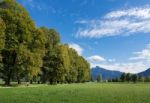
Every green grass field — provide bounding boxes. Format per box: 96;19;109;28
0;83;150;103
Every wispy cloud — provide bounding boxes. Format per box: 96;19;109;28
90;62;148;73
108;59;116;62
87;55;106;62
76;5;150;38
105;5;150;19
69;43;83;55
87;44;150;73
130;44;150;61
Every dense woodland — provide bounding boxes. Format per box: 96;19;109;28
0;0;91;85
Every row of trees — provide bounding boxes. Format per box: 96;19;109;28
108;73;150;83
0;0;91;85
119;73;150;83
94;73;150;83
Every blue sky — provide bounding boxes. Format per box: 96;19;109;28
17;0;150;73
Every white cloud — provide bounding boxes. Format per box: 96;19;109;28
108;59;116;62
69;43;83;55
105;6;150;19
90;62;148;73
76;5;150;38
147;44;150;48
87;44;150;73
130;50;150;61
87;55;106;62
75;20;88;24
130;44;150;61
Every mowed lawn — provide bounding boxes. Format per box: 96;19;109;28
0;83;150;103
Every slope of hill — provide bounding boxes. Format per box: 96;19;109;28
138;68;150;77
91;66;123;80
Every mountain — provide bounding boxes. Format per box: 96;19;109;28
138;68;150;77
91;66;123;80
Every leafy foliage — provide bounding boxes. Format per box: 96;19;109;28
0;0;90;85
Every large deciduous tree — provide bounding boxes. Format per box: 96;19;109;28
0;0;45;85
0;0;91;85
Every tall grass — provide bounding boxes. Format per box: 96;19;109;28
0;83;150;103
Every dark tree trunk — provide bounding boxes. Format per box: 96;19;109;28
17;80;21;84
30;80;33;84
42;81;46;84
5;78;10;86
17;77;21;84
49;79;53;85
41;77;46;84
5;71;12;86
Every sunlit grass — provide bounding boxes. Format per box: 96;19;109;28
0;83;150;103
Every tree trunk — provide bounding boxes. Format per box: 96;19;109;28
49;79;53;85
5;71;12;86
17;77;21;84
41;78;46;84
5;78;10;86
30;80;33;84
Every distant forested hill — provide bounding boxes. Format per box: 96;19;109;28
92;66;150;80
138;68;150;77
91;66;122;80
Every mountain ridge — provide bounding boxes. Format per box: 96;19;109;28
91;66;150;80
138;68;150;77
91;66;123;80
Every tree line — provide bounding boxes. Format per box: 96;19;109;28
95;73;150;83
0;0;91;85
119;73;150;83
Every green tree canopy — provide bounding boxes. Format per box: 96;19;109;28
0;0;91;85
